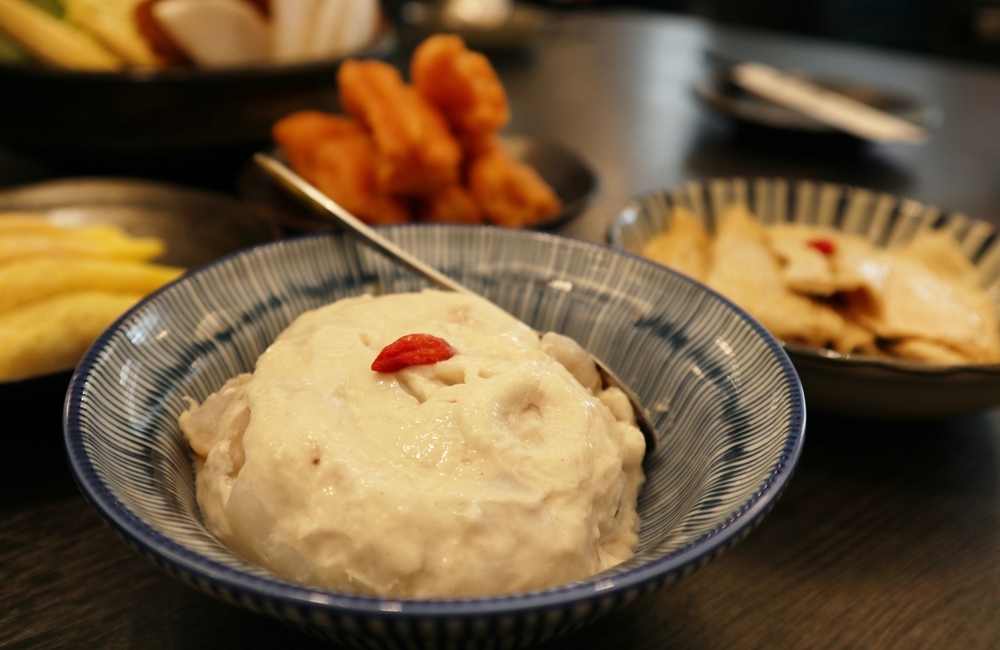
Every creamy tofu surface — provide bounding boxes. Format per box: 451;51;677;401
180;290;645;598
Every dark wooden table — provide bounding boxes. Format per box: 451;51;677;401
2;9;999;649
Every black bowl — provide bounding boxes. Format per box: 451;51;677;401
239;134;599;232
0;28;395;163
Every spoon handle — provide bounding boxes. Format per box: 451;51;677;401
254;152;657;453
254;153;471;296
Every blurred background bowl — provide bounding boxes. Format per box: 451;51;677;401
0;176;281;433
609;177;1000;420
0;26;395;174
239;134;599;232
66;225;804;649
693;55;944;141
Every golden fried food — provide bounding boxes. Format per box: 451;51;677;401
411;34;510;139
416;184;484;224
338;58;462;197
273;37;563;227
638;206;711;282
311;131;411;226
467;138;563;228
273;111;410;225
0;291;143;380
272;111;360;182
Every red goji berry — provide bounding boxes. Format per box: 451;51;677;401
808;238;836;256
371;333;458;373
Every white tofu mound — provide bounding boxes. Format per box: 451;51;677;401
180;289;646;598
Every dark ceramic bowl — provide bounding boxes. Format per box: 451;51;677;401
693;61;942;141
239;134;598;232
0;28;394;161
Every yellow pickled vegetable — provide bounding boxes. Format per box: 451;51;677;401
0;0;122;70
0;214;186;380
0;257;184;315
0;221;166;263
0;291;143;380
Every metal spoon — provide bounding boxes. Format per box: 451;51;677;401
253;152;657;453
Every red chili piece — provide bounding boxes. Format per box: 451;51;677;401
807;238;836;256
371;333;458;373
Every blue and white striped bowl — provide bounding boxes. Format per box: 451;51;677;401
610;177;1000;420
65;226;805;649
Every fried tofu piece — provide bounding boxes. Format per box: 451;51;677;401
705;203;849;348
411;34;510;139
338;59;462;197
848;230;1000;363
467;138;562;228
639;206;712;282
